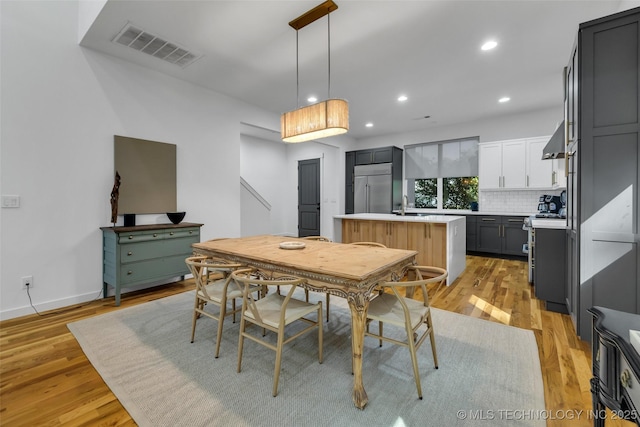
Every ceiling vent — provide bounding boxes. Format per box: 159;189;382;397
112;23;202;68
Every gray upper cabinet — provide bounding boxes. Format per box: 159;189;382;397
345;146;403;214
568;7;640;341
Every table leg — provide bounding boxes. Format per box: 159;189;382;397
348;293;369;410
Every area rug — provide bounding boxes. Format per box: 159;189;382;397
68;291;545;426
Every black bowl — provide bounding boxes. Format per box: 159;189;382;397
167;211;186;224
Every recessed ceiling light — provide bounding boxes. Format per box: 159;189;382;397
397;95;408;102
365;123;374;128
499;97;511;103
307;96;317;103
481;40;498;51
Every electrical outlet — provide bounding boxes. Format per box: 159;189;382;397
22;276;33;290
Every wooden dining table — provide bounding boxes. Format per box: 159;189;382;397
192;234;417;409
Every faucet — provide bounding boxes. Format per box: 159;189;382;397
401;195;408;216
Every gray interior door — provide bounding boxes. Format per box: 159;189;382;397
298;158;320;237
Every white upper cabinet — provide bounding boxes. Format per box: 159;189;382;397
478;140;526;189
526;137;553;188
479;136;565;190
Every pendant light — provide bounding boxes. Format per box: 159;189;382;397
281;0;349;143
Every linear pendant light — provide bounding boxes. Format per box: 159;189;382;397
281;0;349;143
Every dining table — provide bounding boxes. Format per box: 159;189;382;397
192;234;417;409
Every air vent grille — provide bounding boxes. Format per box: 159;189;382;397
112;23;201;68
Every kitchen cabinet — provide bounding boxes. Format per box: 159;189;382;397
479;140;526;189
466;215;477;251
533;228;568;313
476;215;527;256
480;137;565;190
566;7;640;341
345;151;356;215
406;222;446;267
341;219;374;243
526;137;553;188
345;146;402;214
338;215;465;283
372;220;407;249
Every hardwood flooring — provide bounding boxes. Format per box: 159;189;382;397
0;255;634;426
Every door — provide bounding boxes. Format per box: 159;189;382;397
298;159;320;237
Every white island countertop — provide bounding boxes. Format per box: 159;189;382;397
334;213;465;223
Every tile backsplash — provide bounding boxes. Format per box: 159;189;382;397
478;189;565;213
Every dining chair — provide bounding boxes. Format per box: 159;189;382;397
185;256;259;358
351;241;387;248
302;236;333;322
232;267;323;397
364;265;448;399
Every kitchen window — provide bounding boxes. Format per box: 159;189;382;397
406;137;479;210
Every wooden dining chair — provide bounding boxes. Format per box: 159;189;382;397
185;256;259;358
364;265;448;399
302;236;333;321
232;268;323;397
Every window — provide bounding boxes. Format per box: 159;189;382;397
405;137;479;210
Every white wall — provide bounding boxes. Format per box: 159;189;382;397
0;1;280;319
350;106;562;151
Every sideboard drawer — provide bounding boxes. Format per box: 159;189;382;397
119;230;165;244
120;241;170;263
166;228;199;239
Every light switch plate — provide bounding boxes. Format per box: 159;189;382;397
1;195;20;208
631;330;640;356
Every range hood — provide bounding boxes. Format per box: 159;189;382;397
542;121;565;159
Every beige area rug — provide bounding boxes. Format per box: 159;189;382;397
68;291;545;426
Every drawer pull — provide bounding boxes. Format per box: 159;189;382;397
189;231;193;234
127;270;133;275
621;369;632;388
170;232;174;236
127;251;132;256
128;235;133;240
482;218;496;221
153;233;158;238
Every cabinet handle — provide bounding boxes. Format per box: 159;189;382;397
128;235;133;240
127;270;133;275
621;369;632;388
526;175;529;187
482;218;496;221
127;251;132;256
189;231;193;234
153;233;158;238
170;232;174;236
507;219;522;223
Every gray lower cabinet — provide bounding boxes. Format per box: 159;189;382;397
466;216;477;252
534;228;568;313
101;222;203;306
476;215;527;257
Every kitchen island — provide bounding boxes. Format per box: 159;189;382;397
333;213;466;285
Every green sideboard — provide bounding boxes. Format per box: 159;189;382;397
100;222;203;305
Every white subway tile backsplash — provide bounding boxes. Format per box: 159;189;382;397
478;189;564;214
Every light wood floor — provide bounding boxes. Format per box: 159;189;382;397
0;255;634;426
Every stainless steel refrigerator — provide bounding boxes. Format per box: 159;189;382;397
354;163;393;213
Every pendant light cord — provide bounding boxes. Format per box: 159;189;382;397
296;30;300;108
327;13;331;99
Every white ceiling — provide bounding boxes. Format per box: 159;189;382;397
80;0;626;141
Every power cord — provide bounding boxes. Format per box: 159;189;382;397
25;285;105;317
